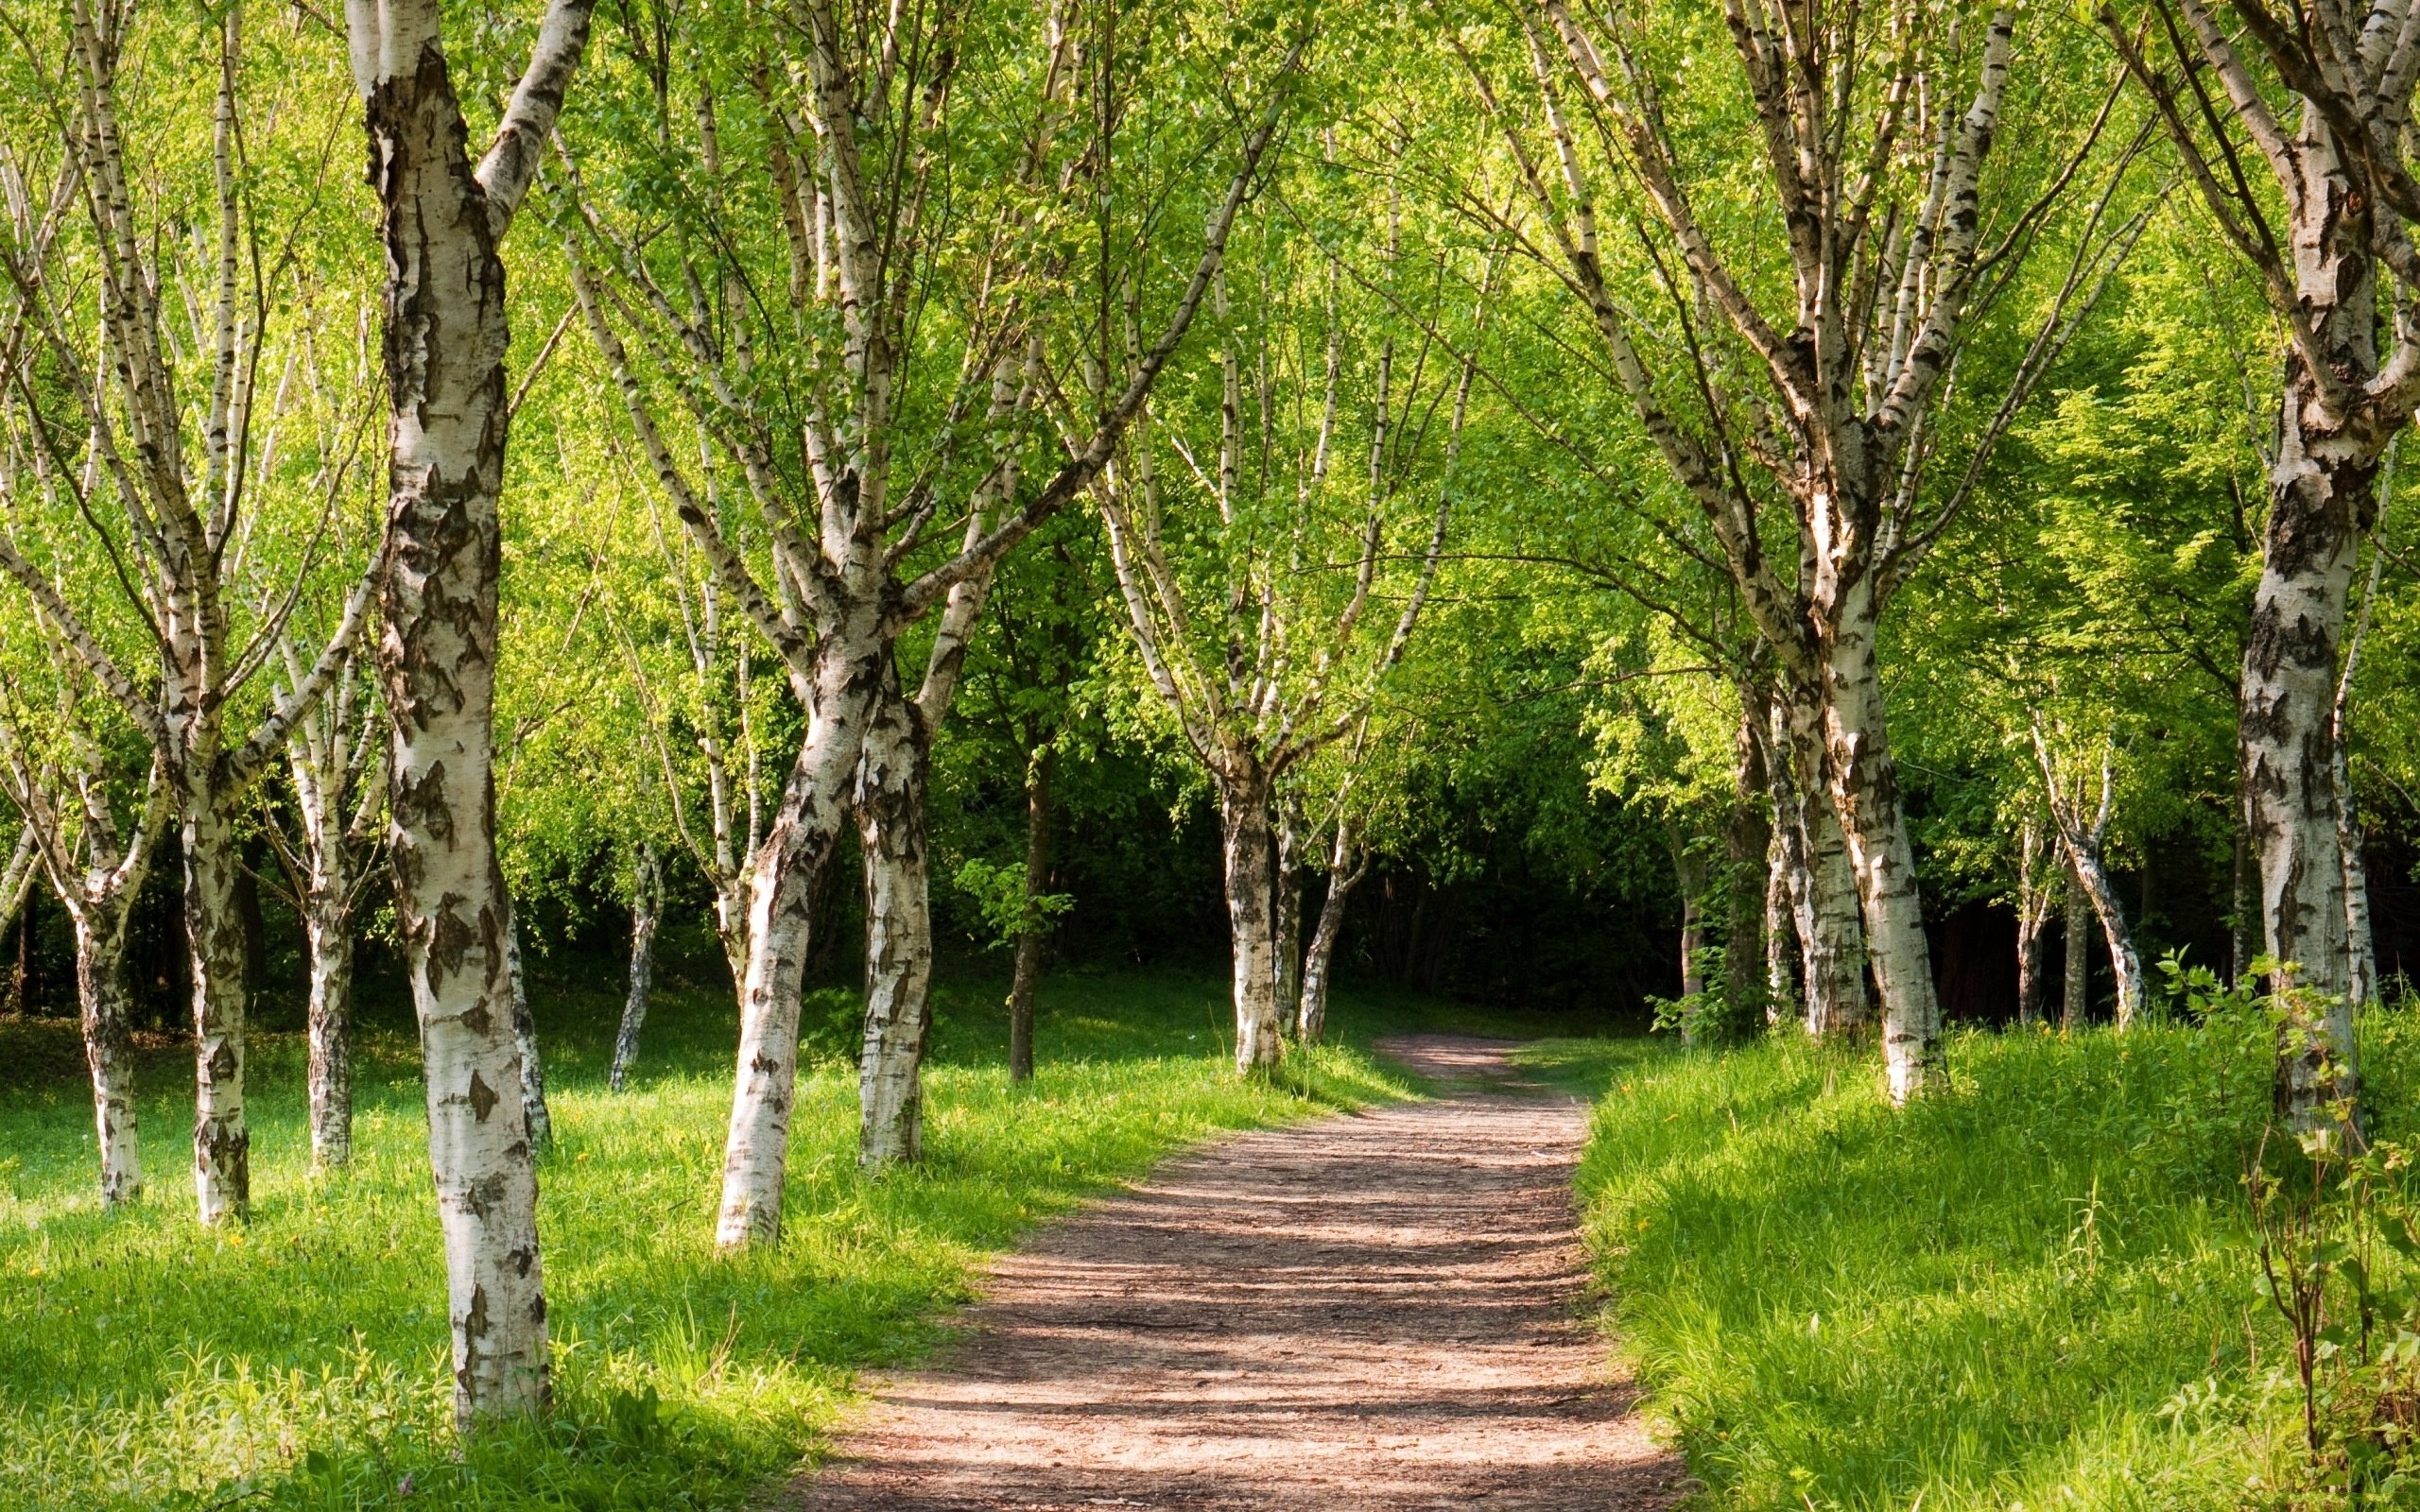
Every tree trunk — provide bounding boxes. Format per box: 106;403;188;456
610;844;661;1092
2015;821;2053;1029
71;911;142;1208
1007;747;1053;1084
2230;821;2254;988
2063;863;2089;1031
714;630;880;1247
1763;831;1795;1023
364;42;552;1428
504;910;550;1150
1770;683;1869;1038
2340;746;2377;1012
183;799;250;1223
1271;803;1304;1034
304;888;354;1170
1669;830;1710;1013
1298;832;1365;1045
2063;835;2145;1030
1219;775;1283;1073
1821;596;1942;1100
1725;702;1772;1023
856;680;935;1168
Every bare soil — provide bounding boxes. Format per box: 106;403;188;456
785;1034;1682;1511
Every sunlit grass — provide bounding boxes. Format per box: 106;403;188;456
0;965;1413;1510
1525;1010;2420;1511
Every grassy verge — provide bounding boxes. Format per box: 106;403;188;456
1522;1010;2420;1512
0;967;1412;1511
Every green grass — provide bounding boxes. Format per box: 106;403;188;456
0;964;1415;1511
1523;1009;2420;1512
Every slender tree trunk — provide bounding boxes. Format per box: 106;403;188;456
2015;822;2052;1029
2063;864;2089;1031
856;679;935;1168
304;888;354;1169
504;910;550;1150
1725;703;1772;1023
71;911;141;1208
1670;831;1710;1013
610;844;661;1092
363;38;556;1427
1821;595;1942;1099
1271;804;1304;1033
1007;747;1053;1084
1219;774;1283;1073
1763;832;1795;1023
714;630;879;1247
183;798;250;1223
2340;747;2377;1011
1298;833;1366;1045
2231;821;2254;988
2063;836;2145;1029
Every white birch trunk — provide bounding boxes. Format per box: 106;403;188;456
2014;819;2054;1028
714;629;880;1248
1007;747;1053;1083
1272;804;1305;1031
72;909;143;1208
353;0;597;1423
1763;833;1796;1022
182;798;250;1223
1822;595;1941;1100
1297;824;1367;1044
611;844;661;1092
856;679;935;1169
503;910;550;1150
1219;775;1284;1073
1770;684;1869;1038
2064;839;2145;1030
304;890;355;1169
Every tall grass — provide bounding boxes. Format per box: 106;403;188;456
1524;1008;2420;1512
0;967;1409;1510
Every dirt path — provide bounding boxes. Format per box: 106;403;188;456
786;1035;1682;1511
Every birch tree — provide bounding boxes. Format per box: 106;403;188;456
2031;721;2147;1028
1091;187;1478;1070
344;0;598;1430
1465;2;2144;1097
2100;0;2420;1127
0;0;381;1222
567;0;1305;1224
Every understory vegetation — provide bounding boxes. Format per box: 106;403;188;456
0;971;1409;1512
1532;1003;2420;1512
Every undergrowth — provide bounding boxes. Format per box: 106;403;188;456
1522;1003;2420;1512
0;967;1411;1510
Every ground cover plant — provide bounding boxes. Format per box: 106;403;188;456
0;969;1409;1511
1525;1001;2420;1512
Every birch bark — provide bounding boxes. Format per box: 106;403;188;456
346;0;597;1427
1007;746;1054;1082
611;843;662;1092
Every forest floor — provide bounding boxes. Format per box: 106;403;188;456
788;1034;1682;1512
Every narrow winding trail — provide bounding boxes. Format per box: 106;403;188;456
786;1035;1682;1511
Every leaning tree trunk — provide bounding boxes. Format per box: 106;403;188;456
714;627;880;1247
303;885;355;1169
1297;833;1366;1044
610;844;661;1093
856;680;936;1169
503;910;550;1150
1271;805;1305;1033
364;48;550;1428
1219;772;1283;1073
1820;587;1942;1100
2062;835;2145;1030
2063;864;2089;1031
71;909;142;1208
183;795;251;1223
1006;747;1053;1084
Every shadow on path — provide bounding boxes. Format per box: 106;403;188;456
786;1034;1682;1511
